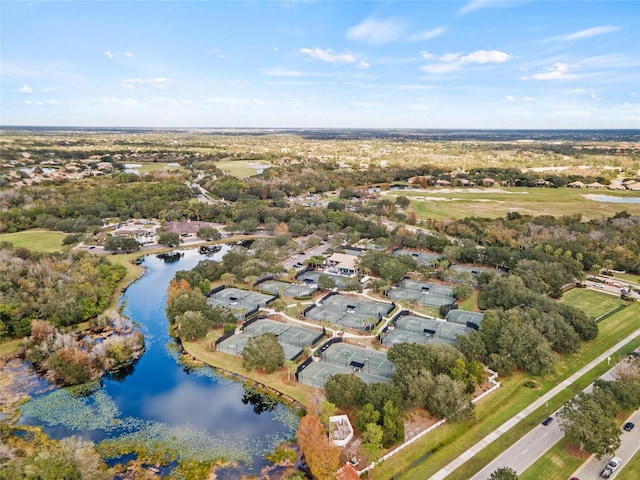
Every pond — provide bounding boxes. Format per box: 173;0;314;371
18;246;299;478
584;194;640;204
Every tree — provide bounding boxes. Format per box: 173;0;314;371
317;274;336;291
324;373;367;409
104;235;140;253
558;391;621;459
197;226;221;241
489;467;519;480
177;310;209;341
453;284;473;301
158;231;182;247
356;403;380;432
284;360;297;382
361;423;384;460
381;400;404;447
297;414;342;480
242;333;285;374
425;374;475;422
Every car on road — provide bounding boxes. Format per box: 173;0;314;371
541;416;553;426
623;421;634;431
600;457;622;478
293;262;303;268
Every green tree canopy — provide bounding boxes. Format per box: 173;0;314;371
242;333;285;374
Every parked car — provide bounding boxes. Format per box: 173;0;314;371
293;262;303;268
542;416;553;426
623;421;634;431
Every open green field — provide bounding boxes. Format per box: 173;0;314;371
563;288;626;319
136;162;185;173
215;159;269;178
0;230;67;253
372;302;640;479
386;187;640;220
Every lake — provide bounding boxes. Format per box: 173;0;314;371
19;246;299;478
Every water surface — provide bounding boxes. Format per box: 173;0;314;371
20;247;298;477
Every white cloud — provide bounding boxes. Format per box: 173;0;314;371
17;84;33;94
356;60;370;70
528;63;578;81
564;25;620;41
440;53;462;62
125;51;134;57
408;27;446;42
505;95;516;102
105;50;114;60
273;46;278;51
204;97;265;107
462;50;511;64
121;77;170;89
420;51;435;60
300;47;356;64
41;86;57;94
422;50;511;74
420;62;463;74
23;98;62;106
459;0;529;15
523;96;535;102
346;17;407;45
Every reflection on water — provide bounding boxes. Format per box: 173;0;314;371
19;246;298;476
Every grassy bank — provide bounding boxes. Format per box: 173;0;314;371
182;338;317;409
372;302;640;479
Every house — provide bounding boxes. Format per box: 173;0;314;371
624;181;640;191
435;179;451;187
326;253;359;276
482;178;496;187
567;181;585;188
586;182;604;189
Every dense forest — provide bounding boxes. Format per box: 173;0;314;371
0;246;126;338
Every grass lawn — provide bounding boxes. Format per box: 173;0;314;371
388;187;640;220
458;290;480;311
136;162;185;173
562;288;626;320
215;159;268;178
0;230;67;253
182;338;315;409
612;272;640;284
616;449;640;480
372;302;640;479
520;439;586;480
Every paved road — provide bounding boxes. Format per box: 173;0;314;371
428;328;640;480
570;408;640;480
469;367;620;479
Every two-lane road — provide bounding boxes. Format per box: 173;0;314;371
570;408;640;480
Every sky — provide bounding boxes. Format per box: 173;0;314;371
1;0;639;129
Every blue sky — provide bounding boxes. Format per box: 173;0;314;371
1;1;639;128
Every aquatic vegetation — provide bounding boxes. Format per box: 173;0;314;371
22;388;121;431
98;421;254;466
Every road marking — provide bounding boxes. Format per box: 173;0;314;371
522;449;528;455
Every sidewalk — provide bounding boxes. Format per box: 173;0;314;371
428;327;640;480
